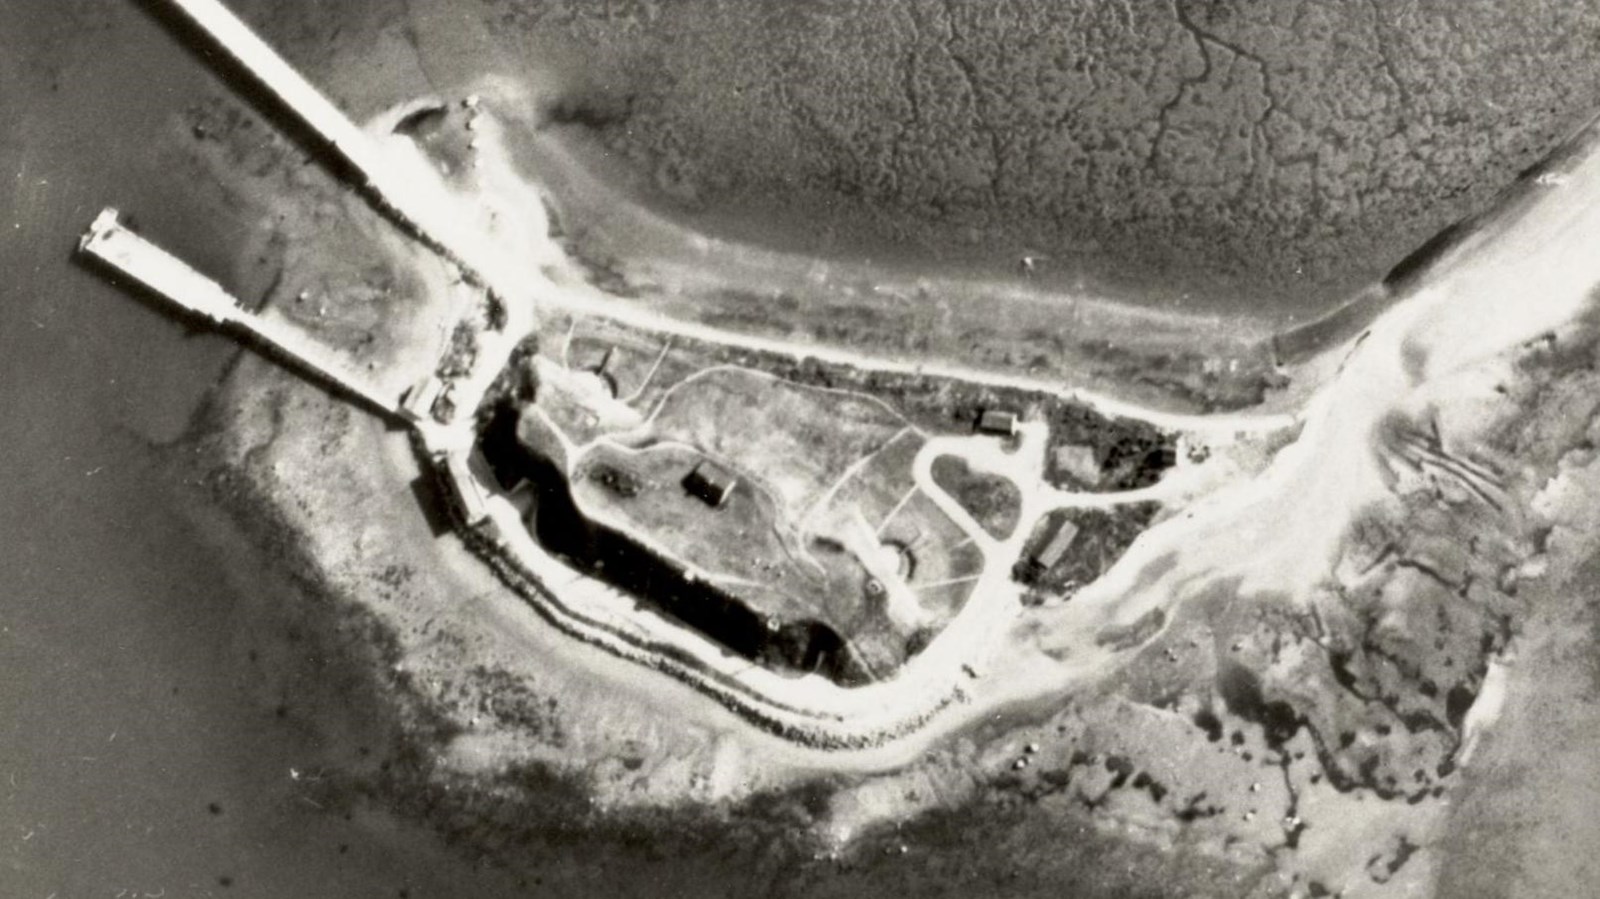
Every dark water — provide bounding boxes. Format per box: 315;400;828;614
0;4;527;896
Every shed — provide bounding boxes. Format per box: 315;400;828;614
443;453;490;526
977;409;1018;436
1032;519;1081;572
683;460;738;508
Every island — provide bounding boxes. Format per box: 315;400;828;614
75;0;1600;895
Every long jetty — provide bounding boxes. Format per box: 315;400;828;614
158;0;524;308
79;207;403;421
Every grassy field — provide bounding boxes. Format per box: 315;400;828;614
929;454;1022;540
525;344;995;666
646;366;907;517
571;442;822;616
557;379;975;672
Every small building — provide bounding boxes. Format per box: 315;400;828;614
1031;519;1081;572
1145;445;1179;471
400;375;444;423
977;409;1018;436
683;460;738;508
443;453;490;527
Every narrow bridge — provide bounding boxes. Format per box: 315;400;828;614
78;207;405;422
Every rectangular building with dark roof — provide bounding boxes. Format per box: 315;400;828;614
977;409;1018;436
683;460;738;508
1031;518;1080;572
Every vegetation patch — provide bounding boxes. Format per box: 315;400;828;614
1013;504;1161;603
1043;406;1176;492
929;455;1021;540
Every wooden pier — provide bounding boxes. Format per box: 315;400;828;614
79;207;403;421
159;0;524;305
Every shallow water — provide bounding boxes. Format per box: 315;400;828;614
0;4;529;896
